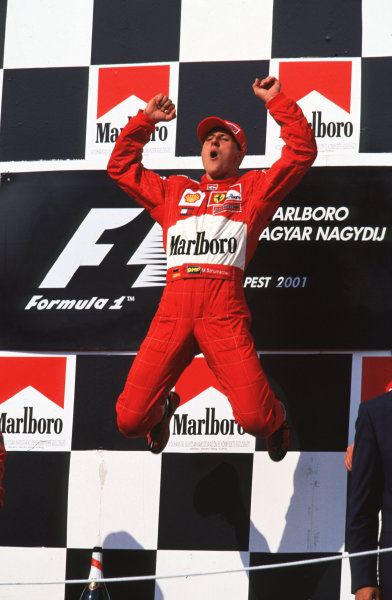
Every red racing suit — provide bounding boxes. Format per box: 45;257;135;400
108;92;317;439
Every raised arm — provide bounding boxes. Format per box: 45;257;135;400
107;94;177;225
249;76;317;222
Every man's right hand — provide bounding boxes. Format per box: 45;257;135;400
144;94;176;123
355;586;381;599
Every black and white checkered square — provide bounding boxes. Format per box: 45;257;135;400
0;451;70;547
176;61;270;157
0;67;89;161
271;0;362;58
91;0;182;65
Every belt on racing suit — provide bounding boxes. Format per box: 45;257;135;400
166;263;244;283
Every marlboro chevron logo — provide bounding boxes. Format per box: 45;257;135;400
96;65;171;121
85;63;178;162
0;355;75;451
165;357;254;453
267;58;360;158
279;61;353;113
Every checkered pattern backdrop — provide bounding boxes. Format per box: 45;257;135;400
1;1;392;598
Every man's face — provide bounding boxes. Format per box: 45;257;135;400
201;127;243;181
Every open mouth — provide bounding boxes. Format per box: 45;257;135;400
210;150;218;159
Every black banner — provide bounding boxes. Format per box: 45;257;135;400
1;167;391;350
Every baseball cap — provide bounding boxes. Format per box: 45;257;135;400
197;117;247;154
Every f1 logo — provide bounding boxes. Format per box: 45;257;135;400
39;208;143;288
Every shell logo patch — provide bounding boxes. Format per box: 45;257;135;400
179;189;205;207
185;193;201;204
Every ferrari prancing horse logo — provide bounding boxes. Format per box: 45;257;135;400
212;193;226;204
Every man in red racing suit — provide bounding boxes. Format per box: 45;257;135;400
107;76;317;459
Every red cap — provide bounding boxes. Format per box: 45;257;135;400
197;117;247;154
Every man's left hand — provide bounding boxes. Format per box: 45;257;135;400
252;76;281;104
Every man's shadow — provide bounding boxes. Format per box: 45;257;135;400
252;373;347;598
193;460;270;561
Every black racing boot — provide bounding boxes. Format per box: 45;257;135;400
266;403;290;462
147;392;180;454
